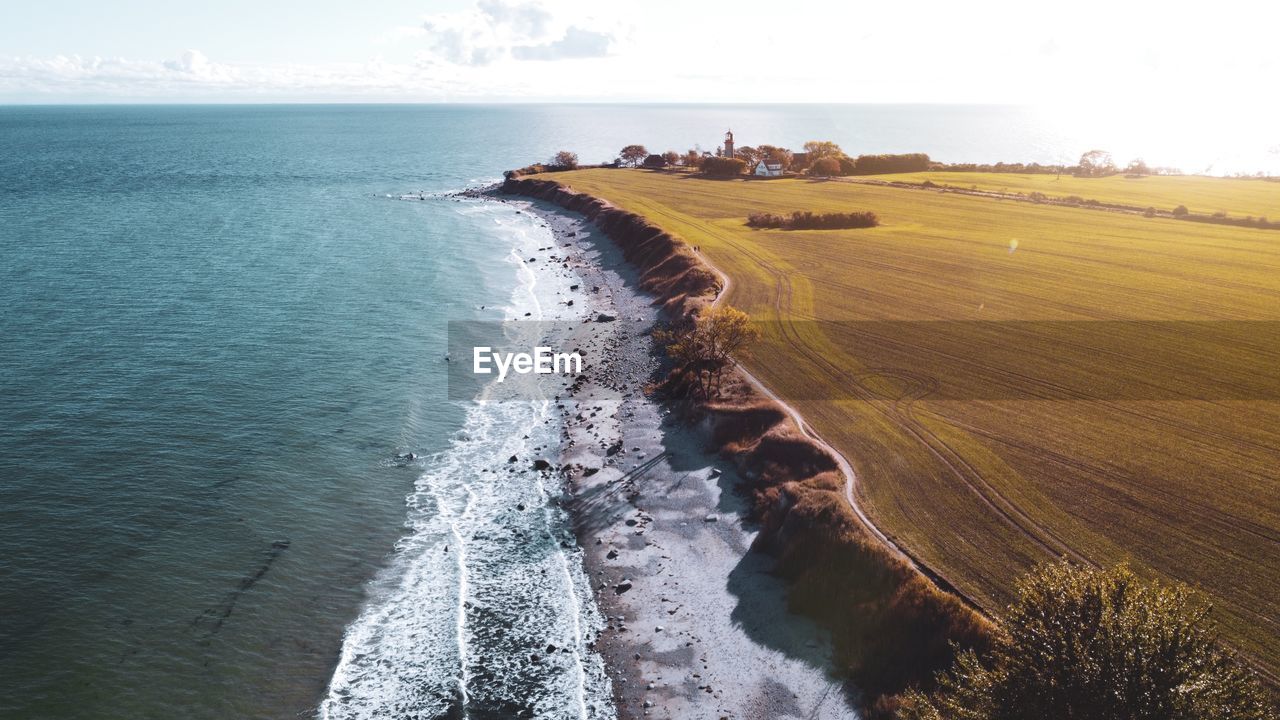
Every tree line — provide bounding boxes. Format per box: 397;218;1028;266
529;147;1191;180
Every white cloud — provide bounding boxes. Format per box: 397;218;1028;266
512;26;612;61
417;0;614;66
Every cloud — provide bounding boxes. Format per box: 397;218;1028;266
477;0;553;38
160;49;235;80
0;50;472;101
418;0;614;66
512;26;611;61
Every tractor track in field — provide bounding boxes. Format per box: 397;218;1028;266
629;197;1090;580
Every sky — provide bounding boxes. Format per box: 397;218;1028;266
0;0;1277;107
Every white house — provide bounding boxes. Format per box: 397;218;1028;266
753;159;784;177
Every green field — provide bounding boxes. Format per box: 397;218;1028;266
862;170;1280;219
551;168;1280;678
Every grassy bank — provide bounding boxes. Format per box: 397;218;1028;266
529;168;1280;684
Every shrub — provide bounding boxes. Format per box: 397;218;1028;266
898;562;1276;720
701;156;747;177
1143;206;1157;217
747;210;880;230
505;163;547;178
852;153;932;175
812;157;842;177
934;162;1067;175
1173;204;1190;216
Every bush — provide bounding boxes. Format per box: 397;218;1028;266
701;156;747;177
747;210;880;230
811;157;842;177
852;153;932;175
935;162;1067;175
898;562;1276;720
1173;204;1190;216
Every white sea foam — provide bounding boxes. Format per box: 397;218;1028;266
320;199;612;720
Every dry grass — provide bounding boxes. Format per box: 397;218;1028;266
550;168;1280;680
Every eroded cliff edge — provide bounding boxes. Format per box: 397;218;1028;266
500;174;995;716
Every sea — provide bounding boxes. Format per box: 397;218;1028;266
1;104;1274;720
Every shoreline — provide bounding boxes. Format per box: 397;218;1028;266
483;189;860;718
495;174;995;716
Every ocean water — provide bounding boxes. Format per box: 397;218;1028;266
1;104;1267;720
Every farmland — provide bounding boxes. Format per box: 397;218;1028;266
549;168;1280;678
863;170;1280;219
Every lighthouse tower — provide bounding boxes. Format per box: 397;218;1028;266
723;130;735;159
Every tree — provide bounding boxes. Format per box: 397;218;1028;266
655;306;760;398
803;140;844;160
683;149;704;168
1125;158;1151;176
735;145;760;168
758;144;793;170
619;144;648;167
811;157;841;177
662;150;681;167
898;561;1275;720
550;150;578;169
1077;149;1116;177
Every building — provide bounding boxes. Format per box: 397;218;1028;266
642;154;669;168
723;129;735;159
753;159;784;177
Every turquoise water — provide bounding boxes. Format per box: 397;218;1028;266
1;104;1261;719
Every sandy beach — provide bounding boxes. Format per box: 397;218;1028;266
486;191;860;719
